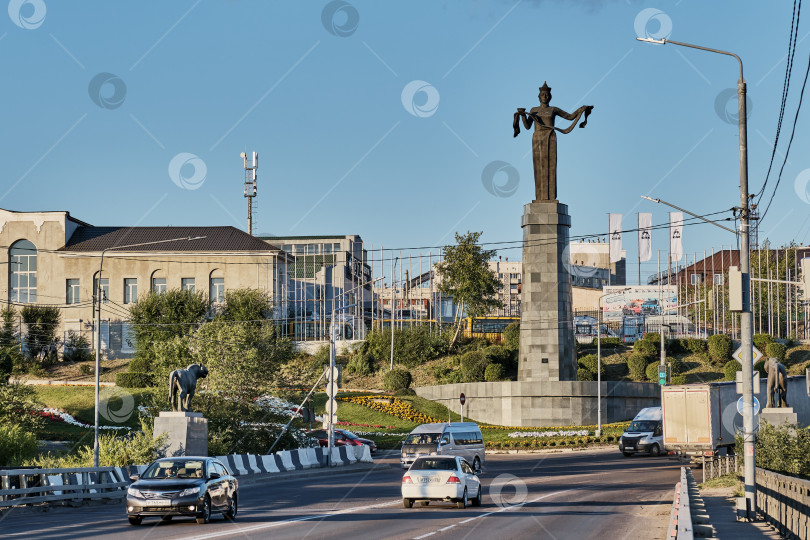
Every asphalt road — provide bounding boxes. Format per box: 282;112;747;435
0;448;681;540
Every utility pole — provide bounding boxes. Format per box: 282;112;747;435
242;151;258;236
638;37;756;516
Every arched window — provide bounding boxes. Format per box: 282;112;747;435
209;270;225;303
9;239;37;303
151;270;166;294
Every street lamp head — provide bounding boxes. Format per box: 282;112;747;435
636;37;666;45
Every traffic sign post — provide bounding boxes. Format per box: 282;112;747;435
733;345;762;365
459;393;465;423
737;396;760;417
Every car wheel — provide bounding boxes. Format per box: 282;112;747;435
421;501;429;506
472;488;482;507
128;516;142;526
456;489;467;509
473;457;481;474
225;494;238;520
196;495;211;524
649;444;661;457
403;498;413;509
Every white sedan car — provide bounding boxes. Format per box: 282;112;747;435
401;456;482;508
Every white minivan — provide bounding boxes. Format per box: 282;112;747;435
619;407;663;457
400;422;485;472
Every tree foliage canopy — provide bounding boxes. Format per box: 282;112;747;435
435;231;503;317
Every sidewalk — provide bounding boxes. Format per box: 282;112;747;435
701;487;782;539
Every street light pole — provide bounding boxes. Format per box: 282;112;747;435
637;36;756;513
93;236;204;467
596;287;629;437
390;257;399;370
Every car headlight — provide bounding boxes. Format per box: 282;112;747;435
127;487;143;498
179;487;201;497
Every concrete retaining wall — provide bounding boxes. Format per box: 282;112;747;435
415;380;660;426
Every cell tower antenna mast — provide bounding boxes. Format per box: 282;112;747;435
241;151;258;235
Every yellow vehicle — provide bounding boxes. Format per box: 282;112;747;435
462;316;519;342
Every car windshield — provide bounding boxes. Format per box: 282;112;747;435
404;433;441;445
627;420;658;433
142;460;205;479
411;458;457;471
340;430;359;439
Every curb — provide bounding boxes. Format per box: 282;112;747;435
485;444;618;455
236;461;380;486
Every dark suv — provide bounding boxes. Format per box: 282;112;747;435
126;457;238;525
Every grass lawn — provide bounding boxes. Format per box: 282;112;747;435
32;386;154;429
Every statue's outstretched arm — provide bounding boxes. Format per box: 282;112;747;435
513;111;533;137
555;106;593;134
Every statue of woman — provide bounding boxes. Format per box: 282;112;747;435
514;82;593;201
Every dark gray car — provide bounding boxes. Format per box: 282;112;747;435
125;457;238;525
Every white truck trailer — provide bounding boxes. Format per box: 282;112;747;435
662;376;809;460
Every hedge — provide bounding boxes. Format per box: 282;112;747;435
708;334;733;364
115;372;153;388
460;350;491;382
627;354;649;381
484;363;505;382
383;368;412;391
765;342;787;363
723;359;742;381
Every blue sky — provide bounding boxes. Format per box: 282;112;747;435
1;1;808;281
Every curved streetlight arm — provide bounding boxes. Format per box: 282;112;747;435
636;37;743;80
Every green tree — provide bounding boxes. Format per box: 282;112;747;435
21;305;60;366
191;321;295;400
217;288;273;322
0;383;44;432
128;288;208;378
0;307;20;380
435;231;503;348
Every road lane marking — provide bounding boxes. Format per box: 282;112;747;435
413;533;436;539
438;524;456;531
184;499;401;539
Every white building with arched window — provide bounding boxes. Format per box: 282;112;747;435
0;208;292;359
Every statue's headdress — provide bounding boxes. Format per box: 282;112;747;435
539;81;551;92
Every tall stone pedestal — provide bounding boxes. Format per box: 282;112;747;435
518;201;576;382
760;407;798;427
154;411;208;457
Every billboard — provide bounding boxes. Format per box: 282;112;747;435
601;285;677;321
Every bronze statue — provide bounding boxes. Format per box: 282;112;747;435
169;364;208;412
513;82;593;201
764;357;788;408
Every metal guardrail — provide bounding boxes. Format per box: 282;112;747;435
702;455;739;483
0;466;127;508
756;467;810;540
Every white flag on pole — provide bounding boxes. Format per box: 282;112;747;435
669;212;684;262
638;213;652;262
609;213;622;263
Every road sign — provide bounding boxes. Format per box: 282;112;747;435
325;397;338;417
459;393;466;406
322;415;337;428
737;396;760;417
736;371;761;394
732;345;763;365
